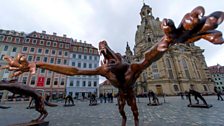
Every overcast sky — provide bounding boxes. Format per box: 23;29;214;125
1;0;223;82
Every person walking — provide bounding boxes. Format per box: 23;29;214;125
214;87;224;101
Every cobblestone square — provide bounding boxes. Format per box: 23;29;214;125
1;96;224;126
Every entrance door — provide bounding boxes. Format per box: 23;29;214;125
156;85;163;95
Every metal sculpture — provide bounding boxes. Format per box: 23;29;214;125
0;80;48;121
1;6;224;126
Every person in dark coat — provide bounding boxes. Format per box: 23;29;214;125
214;86;223;101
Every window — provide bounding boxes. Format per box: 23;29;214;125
84;55;87;59
28;55;33;61
89;56;92;60
181;58;191;79
59;43;63;48
78;55;82;59
53;42;57;47
43;57;48;62
36;56;40;61
76;81;80;87
58;50;62;56
21;77;27;85
89;49;93;53
30;76;36;85
15;38;20;43
32;39;37;44
57;59;61;64
40;40;44;45
25;38;30;43
203;85;208;91
166;59;174;79
30;47;35;53
37;48;42;54
89;64;92;68
78;63;81;68
83;63;87;68
72;54;76;58
78;47;82;52
1;55;5;60
88;81;91;87
69;80;73;86
64;51;68;56
84;48;88;53
51;50;56;55
22;47;28;52
54;78;58;85
173;85;179;91
94;56;97;60
4;45;8;51
6;36;12;42
50;57;54;63
46;41;51;46
60;78;65;85
0;35;5;41
93;81;97;87
82;81;86;87
72;62;75;66
40;68;45;74
45;49;49;54
12;47;17;52
63;60;67;65
65;44;69;49
73;47;77;51
46;78;51;85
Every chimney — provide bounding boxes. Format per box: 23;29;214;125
63;34;67;37
42;31;46;34
53;32;57;36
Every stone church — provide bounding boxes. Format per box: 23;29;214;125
125;3;214;95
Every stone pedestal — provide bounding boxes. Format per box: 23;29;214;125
9;121;49;126
188;104;213;108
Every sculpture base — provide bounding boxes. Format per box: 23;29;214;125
0;105;10;109
89;103;98;106
64;104;75;107
9;121;49;126
147;103;162;106
188;104;212;108
26;106;35;109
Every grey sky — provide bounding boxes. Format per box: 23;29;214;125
0;0;224;82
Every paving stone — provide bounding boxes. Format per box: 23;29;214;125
0;96;224;126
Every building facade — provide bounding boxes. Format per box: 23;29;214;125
0;29;99;99
66;40;100;98
126;3;214;95
208;64;224;91
99;80;119;96
18;31;71;99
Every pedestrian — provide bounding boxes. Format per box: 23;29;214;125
103;93;107;103
214;87;224;101
99;93;103;103
180;92;184;100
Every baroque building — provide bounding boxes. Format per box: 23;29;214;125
0;29;99;100
126;3;214;95
208;64;224;91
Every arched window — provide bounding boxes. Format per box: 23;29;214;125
151;62;160;79
193;60;201;79
181;58;191;79
173;85;179;91
165;59;174;79
203;85;208;91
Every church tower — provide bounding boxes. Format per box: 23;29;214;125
132;3;214;95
